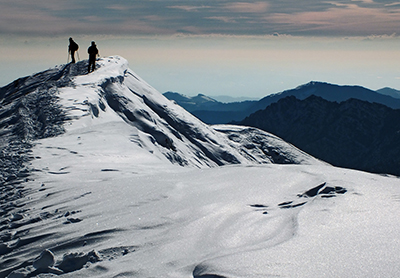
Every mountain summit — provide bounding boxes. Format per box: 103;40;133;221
0;56;321;171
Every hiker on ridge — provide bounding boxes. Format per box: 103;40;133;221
68;38;79;64
87;41;99;73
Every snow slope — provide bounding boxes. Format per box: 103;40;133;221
1;57;400;278
0;56;319;168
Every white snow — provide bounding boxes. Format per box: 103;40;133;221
32;250;55;269
1;56;400;278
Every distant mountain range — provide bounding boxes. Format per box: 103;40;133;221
211;95;259;103
164;82;400;124
240;95;400;176
165;82;400;176
376;87;400;99
163;92;255;123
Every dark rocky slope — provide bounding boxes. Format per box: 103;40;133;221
240;95;400;176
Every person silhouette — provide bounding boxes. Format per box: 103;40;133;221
87;41;99;73
68;38;79;63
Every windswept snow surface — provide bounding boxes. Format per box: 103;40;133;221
1;57;400;277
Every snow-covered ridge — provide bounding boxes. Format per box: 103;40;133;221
0;55;321;168
67;56;322;167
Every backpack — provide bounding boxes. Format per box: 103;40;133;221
70;41;78;52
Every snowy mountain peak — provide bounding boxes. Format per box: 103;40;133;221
1;57;400;278
264;80;400;110
0;56;322;169
294;80;321;89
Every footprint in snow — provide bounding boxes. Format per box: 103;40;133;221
48;171;70;175
63;217;82;224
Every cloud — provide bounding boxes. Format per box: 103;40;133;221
107;5;129;11
352;0;375;3
267;3;400;36
224;2;269;13
365;33;397;39
0;0;173;36
384;2;400;6
206;16;237;24
1;0;400;37
168;5;211;12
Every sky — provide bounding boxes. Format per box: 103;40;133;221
1;0;400;98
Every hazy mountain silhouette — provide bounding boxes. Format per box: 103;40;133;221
165;82;400;124
163;91;255;123
376;87;400;99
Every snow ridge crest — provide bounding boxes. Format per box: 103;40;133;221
0;56;322;168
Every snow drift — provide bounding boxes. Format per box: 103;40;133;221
1;57;399;278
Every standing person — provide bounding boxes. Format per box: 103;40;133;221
68;37;79;63
87;41;99;73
